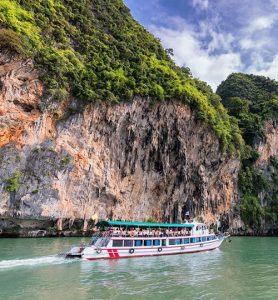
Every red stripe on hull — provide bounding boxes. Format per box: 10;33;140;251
113;249;119;258
84;247;218;261
107;249;114;258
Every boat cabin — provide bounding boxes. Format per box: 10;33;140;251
94;220;216;249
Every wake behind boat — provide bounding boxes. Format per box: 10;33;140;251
63;220;229;260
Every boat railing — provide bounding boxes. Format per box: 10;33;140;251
105;233;193;238
95;230;216;239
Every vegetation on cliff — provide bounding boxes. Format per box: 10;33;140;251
0;0;243;152
5;171;21;193
217;73;278;145
217;73;278;231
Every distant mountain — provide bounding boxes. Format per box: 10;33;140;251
217;73;278;233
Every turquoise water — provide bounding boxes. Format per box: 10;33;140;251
0;237;277;300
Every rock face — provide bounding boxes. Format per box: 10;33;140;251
255;119;278;234
257;119;278;166
0;53;240;236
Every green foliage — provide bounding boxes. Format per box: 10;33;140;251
145;217;156;223
238;144;277;230
0;0;42;52
5;171;21;193
238;113;265;145
270;156;278;169
217;73;278;145
0;0;244;152
238;152;278;229
240;195;263;229
217;73;278;111
46;88;69;102
217;73;278;229
0;28;26;55
239;166;268;194
223;97;250;117
60;155;71;167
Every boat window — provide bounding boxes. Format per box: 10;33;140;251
112;240;123;247
169;239;176;245
124;240;133;247
176;239;182;245
201;237;206;242
195;237;200;243
135;240;143;246
162;239;166;246
190;238;196;243
144;240;152;246
153;240;160;246
184;238;189;244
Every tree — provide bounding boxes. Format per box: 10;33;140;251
165;48;174;56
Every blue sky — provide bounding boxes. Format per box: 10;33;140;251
124;0;278;90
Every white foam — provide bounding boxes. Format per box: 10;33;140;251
0;256;68;270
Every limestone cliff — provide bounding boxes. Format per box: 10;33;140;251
257;119;278;165
216;73;278;234
255;119;278;234
0;52;240;236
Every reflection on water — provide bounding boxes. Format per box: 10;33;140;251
0;237;278;300
78;250;225;299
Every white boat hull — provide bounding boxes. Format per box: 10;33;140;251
82;238;224;260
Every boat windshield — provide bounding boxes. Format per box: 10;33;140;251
90;236;98;245
94;237;110;247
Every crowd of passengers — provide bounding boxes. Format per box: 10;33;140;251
101;228;193;237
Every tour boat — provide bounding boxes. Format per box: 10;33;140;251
65;220;229;260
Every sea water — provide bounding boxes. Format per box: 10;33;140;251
0;237;277;300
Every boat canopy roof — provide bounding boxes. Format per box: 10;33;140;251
96;220;194;228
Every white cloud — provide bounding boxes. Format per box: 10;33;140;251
192;0;209;10
263;56;278;79
240;38;254;50
127;0;278;89
151;25;242;90
240;36;271;50
270;0;278;9
244;14;278;34
247;54;278;80
201;23;235;53
151;3;278;89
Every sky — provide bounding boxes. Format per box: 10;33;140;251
124;0;278;90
